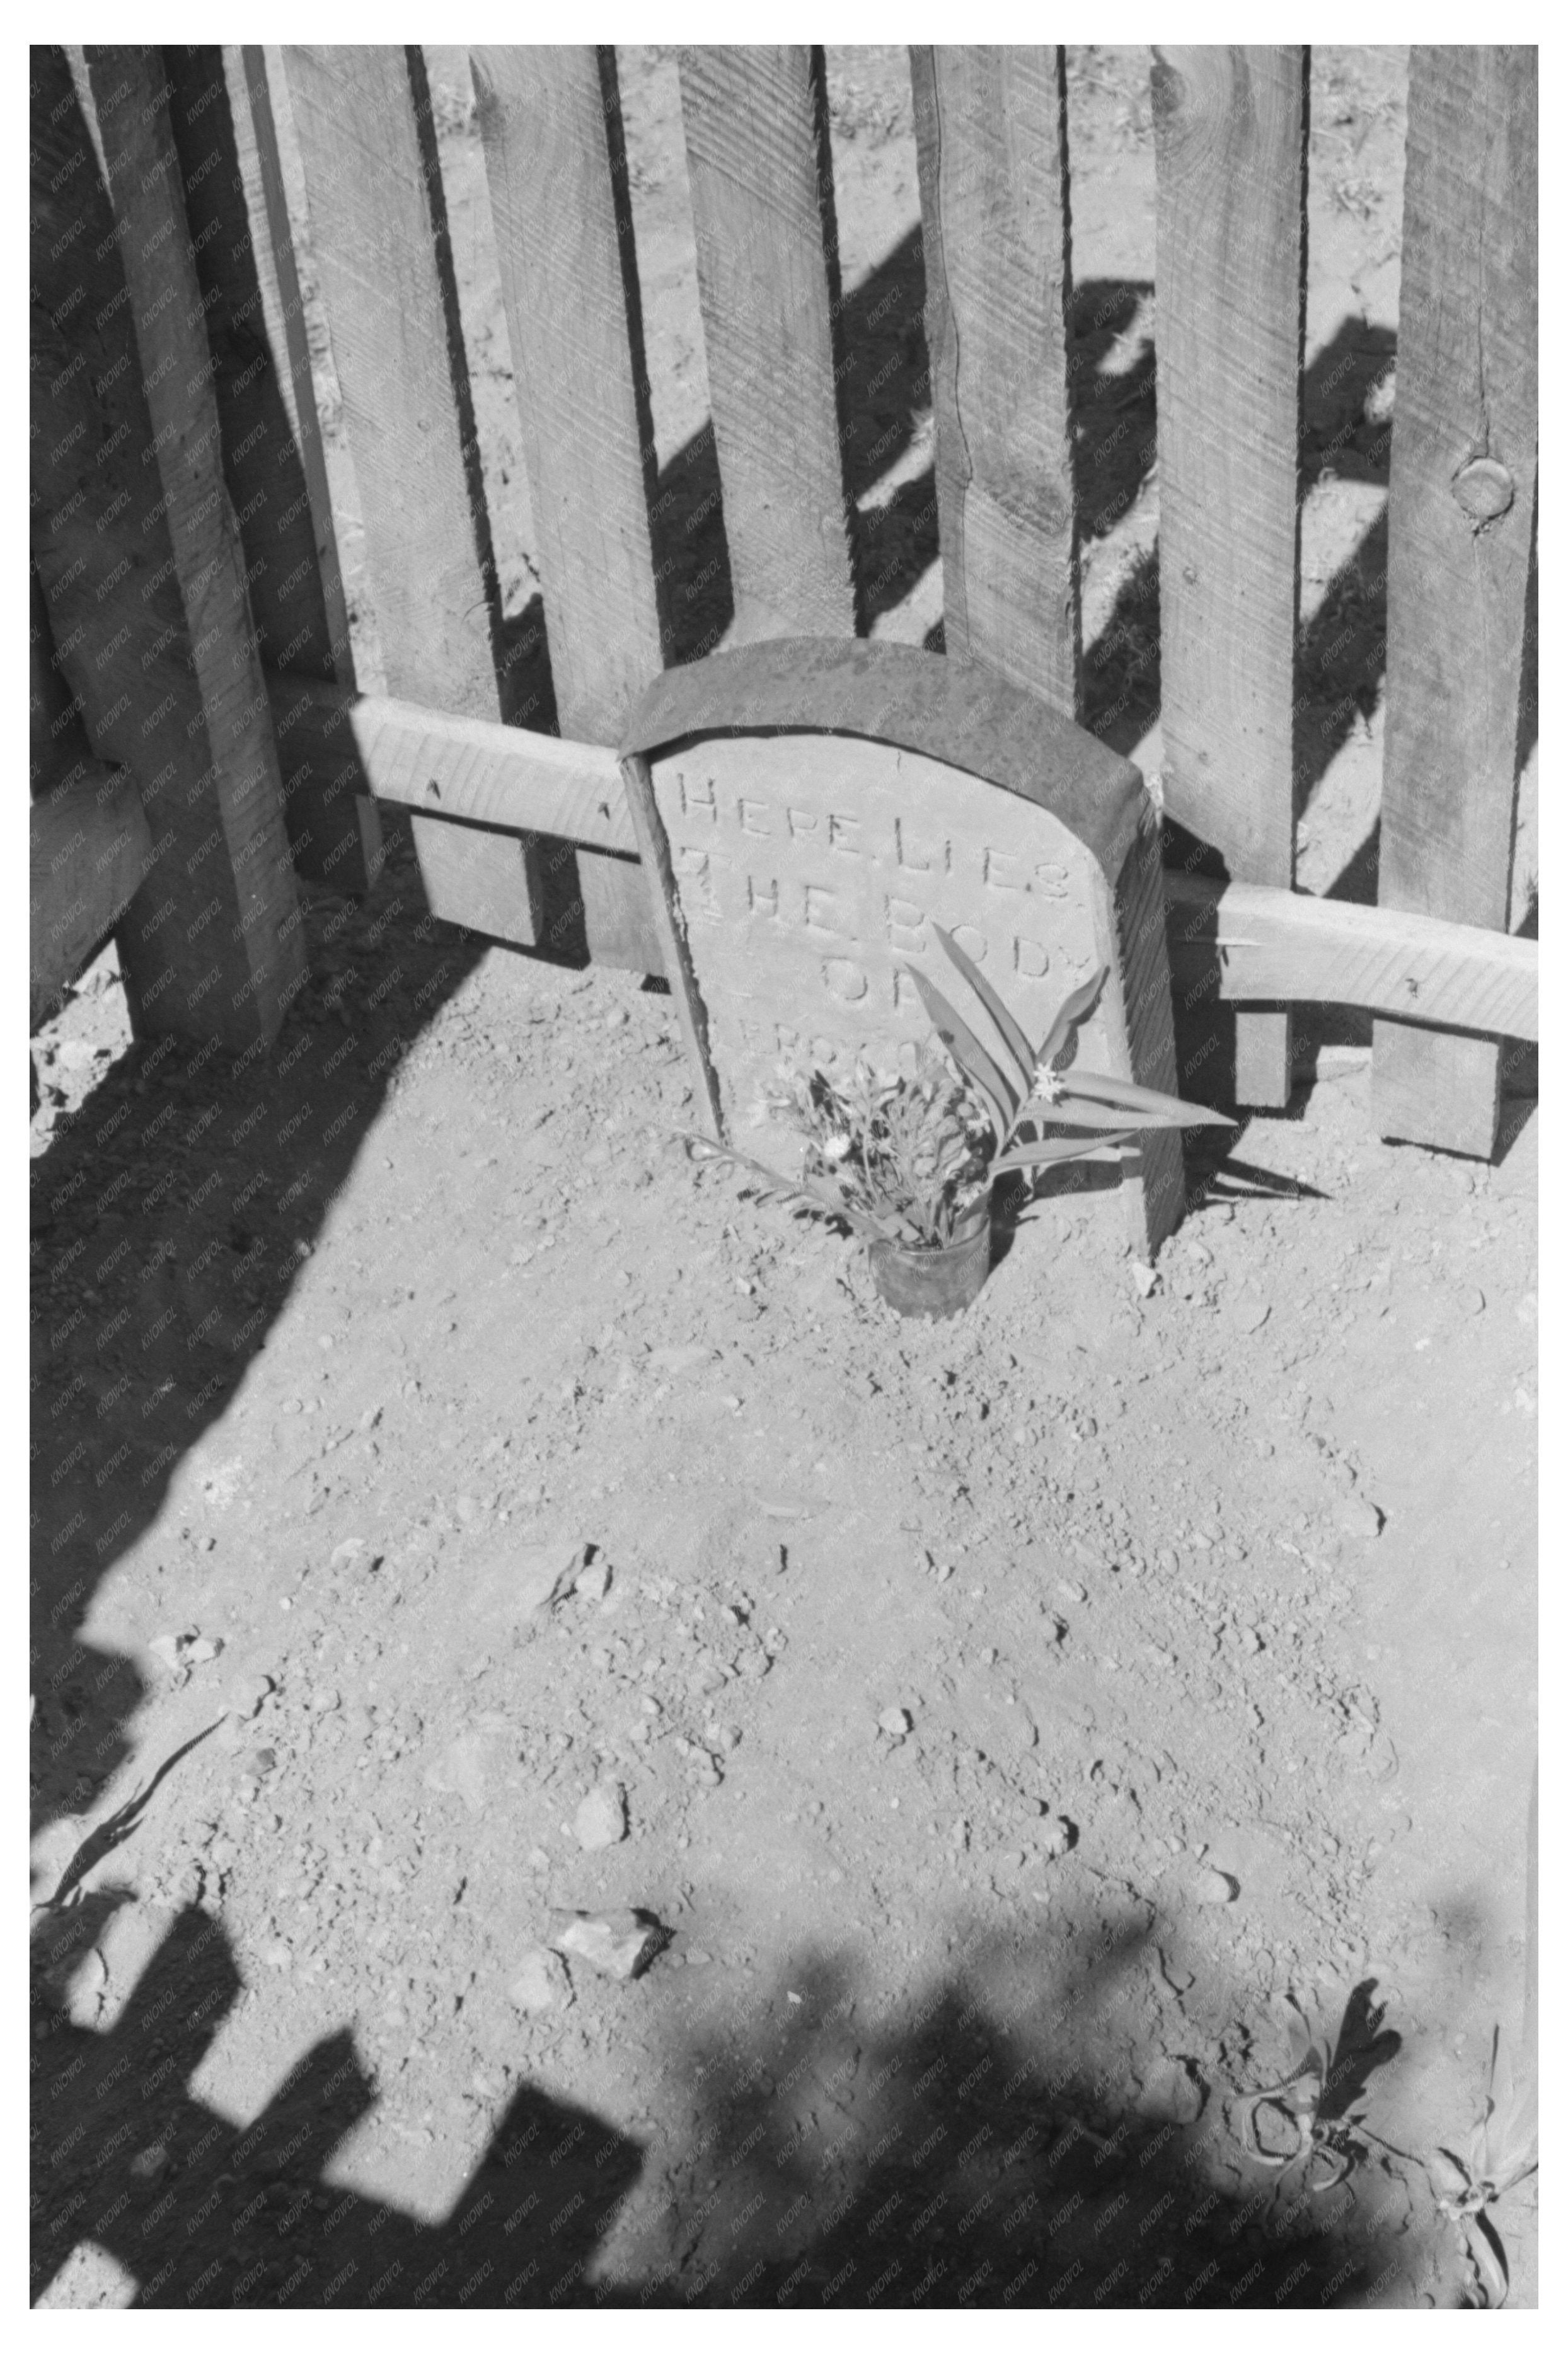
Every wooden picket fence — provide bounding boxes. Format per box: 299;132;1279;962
30;44;1538;1160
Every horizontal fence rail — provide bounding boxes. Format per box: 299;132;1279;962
30;42;1538;1162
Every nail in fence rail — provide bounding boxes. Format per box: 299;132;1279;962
471;43;666;974
32;46;306;1050
1371;45;1538;1160
910;45;1079;720
281;42;543;947
162;44;380;899
1151;45;1308;1112
678;45;860;643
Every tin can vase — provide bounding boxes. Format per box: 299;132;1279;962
867;1196;993;1320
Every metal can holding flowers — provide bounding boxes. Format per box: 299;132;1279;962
684;926;1233;1318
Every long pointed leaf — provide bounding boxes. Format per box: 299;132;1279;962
1037;964;1108;1071
901;963;1015;1143
930;921;1035;1098
1059;1068;1237;1128
1013;1099;1160;1132
993;1129;1137;1174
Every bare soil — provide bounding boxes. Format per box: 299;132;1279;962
31;46;1536;2311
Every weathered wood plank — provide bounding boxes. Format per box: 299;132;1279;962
30;553;154;1025
30;555;84;799
236;45;355;678
31;764;156;1030
1151;45;1308;1107
266;676;635;852
678;46;858;642
1167;874;1538;1042
1108;809;1187;1255
1371;45;1537;1158
34;45;304;1047
282;43;541;945
910;45;1078;717
471;42;665;973
161;44;379;894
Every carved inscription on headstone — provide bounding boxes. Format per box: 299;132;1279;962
646;730;1114;1150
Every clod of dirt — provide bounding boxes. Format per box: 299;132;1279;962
1337;1494;1383;1541
572;1782;628;1851
1134;2055;1206;2125
461;1539;586;1634
423;1733;492;1815
1039;1817;1075;1859
574;1555;611;1604
877;1705;913;1739
149;1630;222;1672
546;1908;664;1981
1132;1261;1158;1298
507;1947;573;2013
1193;1865;1240;1905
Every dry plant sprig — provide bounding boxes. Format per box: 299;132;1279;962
686;1044;991;1249
682;929;1231;1250
1429;2026;1538;2309
1229;1982;1401;2193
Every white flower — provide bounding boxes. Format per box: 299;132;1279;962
822;1134;852;1163
1034;1061;1065;1104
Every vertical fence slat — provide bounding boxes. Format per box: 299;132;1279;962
472;43;665;974
911;45;1078;718
162;45;380;897
237;49;355;683
678;45;858;642
282;43;542;945
1371;46;1537;1158
1151;45;1307;1109
29;558;155;1029
55;47;306;1046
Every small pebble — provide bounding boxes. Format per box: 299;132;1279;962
1193;1866;1239;1907
573;1782;628;1852
575;1558;611;1604
877;1706;913;1740
508;1947;572;2014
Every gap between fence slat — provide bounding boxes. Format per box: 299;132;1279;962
1151;45;1308;1110
1371;45;1537;1159
911;45;1079;720
679;45;859;643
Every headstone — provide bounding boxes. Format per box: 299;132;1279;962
621;640;1185;1255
